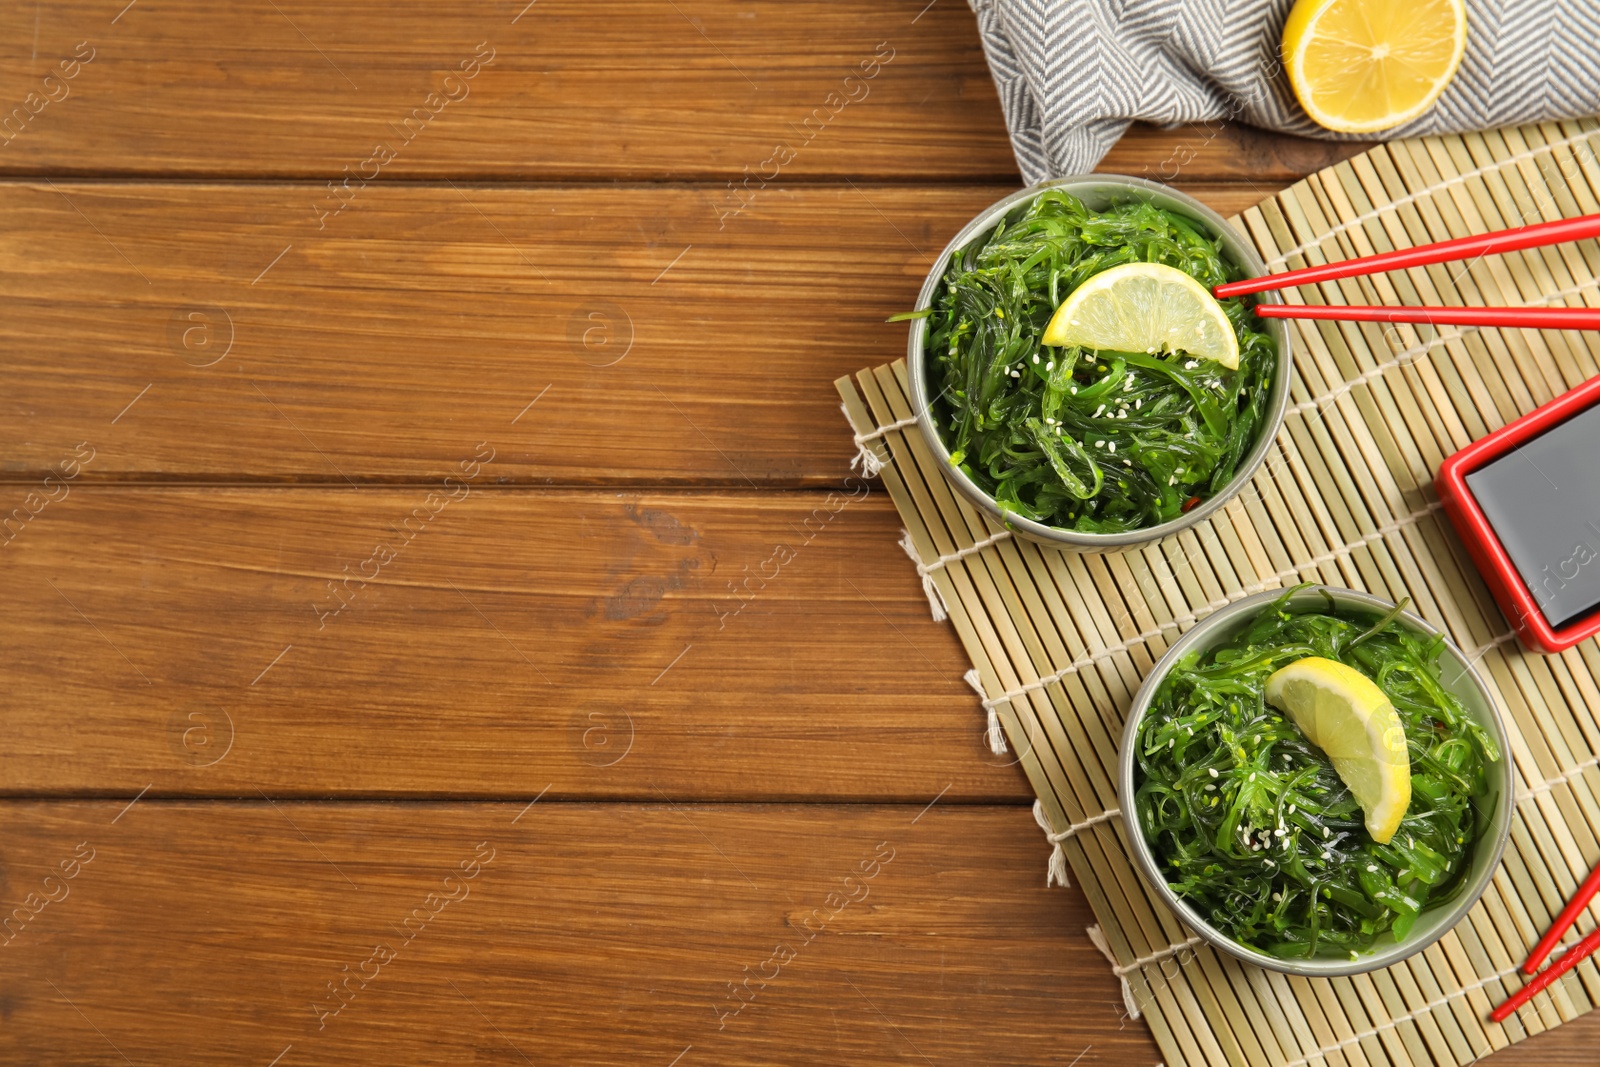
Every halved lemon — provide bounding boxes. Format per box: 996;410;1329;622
1282;0;1467;134
1040;262;1239;370
1265;656;1411;843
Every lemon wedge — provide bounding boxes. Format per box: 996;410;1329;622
1282;0;1467;134
1041;262;1239;370
1265;656;1411;843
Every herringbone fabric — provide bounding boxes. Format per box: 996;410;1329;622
968;0;1600;183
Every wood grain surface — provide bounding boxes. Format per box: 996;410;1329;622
0;803;1141;1066
0;0;1583;1063
0;487;1021;800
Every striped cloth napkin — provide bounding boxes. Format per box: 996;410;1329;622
968;0;1600;184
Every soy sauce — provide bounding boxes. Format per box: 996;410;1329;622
1465;404;1600;629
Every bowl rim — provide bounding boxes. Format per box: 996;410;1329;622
1115;584;1515;977
904;174;1294;551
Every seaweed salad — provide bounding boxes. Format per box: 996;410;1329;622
1134;588;1500;960
914;189;1276;533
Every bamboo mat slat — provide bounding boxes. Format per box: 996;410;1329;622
836;119;1600;1067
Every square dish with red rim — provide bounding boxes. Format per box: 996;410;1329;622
1436;373;1600;654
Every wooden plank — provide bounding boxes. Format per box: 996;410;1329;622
4;797;1580;1066
0;0;1364;183
0;181;1280;486
0;802;1154;1065
0;0;1015;181
0;485;1038;800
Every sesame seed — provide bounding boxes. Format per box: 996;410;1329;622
1208;768;1219;779
1031;354;1040;364
1046;361;1055;371
1108;442;1117;453
1366;865;1378;873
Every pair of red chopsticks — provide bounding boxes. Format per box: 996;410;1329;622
1489;857;1600;1023
1213;212;1600;329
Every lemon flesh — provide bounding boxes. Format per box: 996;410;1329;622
1282;0;1467;134
1040;262;1239;370
1265;656;1411;843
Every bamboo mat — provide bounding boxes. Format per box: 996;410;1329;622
837;118;1600;1067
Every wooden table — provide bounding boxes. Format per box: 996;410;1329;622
1;3;1593;1063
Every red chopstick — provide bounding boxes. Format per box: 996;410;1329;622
1253;305;1600;330
1524;858;1600;974
1492;925;1600;1023
1215;212;1600;299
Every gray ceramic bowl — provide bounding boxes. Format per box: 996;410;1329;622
905;175;1293;552
1117;586;1513;977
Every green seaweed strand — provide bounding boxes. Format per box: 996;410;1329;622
921;190;1276;532
1134;587;1500;960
